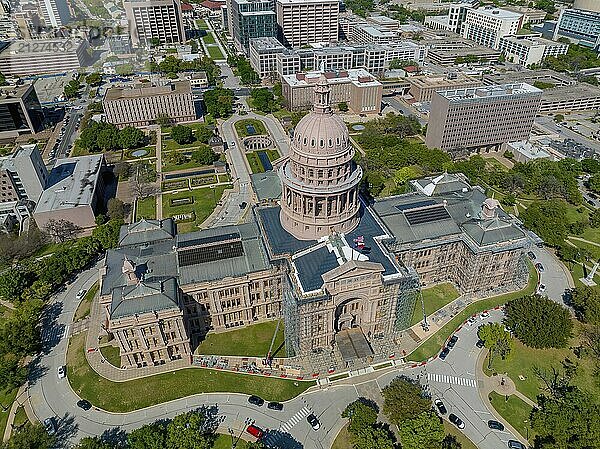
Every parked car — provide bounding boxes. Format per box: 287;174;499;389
448;413;465;429
248;395;264;407
57;365;66;379
246;425;264;439
307;414;320;431
447;335;459;349
535;263;544;272
527;251;536;260
466;316;477;326
77;399;92;410
476;340;485;348
538;283;547;293
480;311;490;320
43;417;57;436
488;420;505;431
267;402;283;411
507;441;526;449
434;399;447;415
76;289;86;300
439;347;450;360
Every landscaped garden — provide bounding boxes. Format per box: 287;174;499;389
234;119;267;137
67;333;313;412
135;197;157;220
246;149;280;174
206;46;225;60
195;320;285;358
99;345;122;368
410;283;460;326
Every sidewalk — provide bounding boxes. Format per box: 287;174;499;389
2;384;27;442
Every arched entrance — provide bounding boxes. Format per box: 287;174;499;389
335;298;364;332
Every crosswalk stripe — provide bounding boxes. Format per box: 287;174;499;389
427;373;476;388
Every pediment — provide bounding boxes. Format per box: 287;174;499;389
322;259;383;283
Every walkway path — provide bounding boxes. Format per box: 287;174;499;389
569;236;600;247
2;384;27;442
154;125;163;220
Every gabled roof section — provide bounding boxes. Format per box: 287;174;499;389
462;217;526;247
321;259;383;283
110;277;180;319
118;218;176;247
412;172;471;197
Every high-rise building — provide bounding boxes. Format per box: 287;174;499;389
0;84;45;139
38;0;70;27
425;83;542;156
553;8;600;50
124;0;185;47
462;6;522;49
276;0;339;48
574;0;600;14
424;2;474;34
230;0;276;54
104;81;195;128
0;0;18;39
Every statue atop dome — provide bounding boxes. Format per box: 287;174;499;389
278;75;362;240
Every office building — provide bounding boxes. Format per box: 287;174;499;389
482;69;576;88
282;68;382;113
539;83;600;113
498;35;569;66
574;0;600;13
426;83;542;156
104;81;195;128
38;0;70;27
351;24;396;44
0;1;18;39
34;154;106;231
276;0;339;47
366;15;400;31
249;37;286;79
0;144;47;232
504;6;546;25
230;0;276;54
408;73;482;102
462;6;523;49
424;2;474;33
0;39;90;76
424;36;500;64
124;0;185;47
553;8;600;50
0;84;44;139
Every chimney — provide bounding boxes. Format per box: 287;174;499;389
481;198;500;220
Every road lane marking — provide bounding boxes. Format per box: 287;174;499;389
428;373;476;388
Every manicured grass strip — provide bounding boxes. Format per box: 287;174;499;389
162;185;232;232
74;282;99;322
202;32;216;45
100;345;122;368
234;119;267;137
407;264;537;362
443;421;477;449
13;405;29;428
246;152;265;174
196;320;285;358
411;283;460;326
332;424;352;449
67;333;313;413
196;19;208;30
0;387;18;437
266;149;280;161
213;434;253;449
207;46;224;60
135;197;157;220
489;392;534;442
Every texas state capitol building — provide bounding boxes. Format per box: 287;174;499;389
99;77;530;369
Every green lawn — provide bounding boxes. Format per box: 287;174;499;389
100;345;122;368
407;263;537;361
443;421;477;449
332;424;352;449
0;387;18;438
74;282;99;322
489;392;534;441
162;158;201;173
163;137;204;152
266;149;280;161
196;320;285;358
213;434;252;449
234;119;267;137
12;405;28;428
207;46;224;60
567;237;600;260
202;32;216;45
246;152;265;174
136;197;157;220
162;184;232;232
67;333;312;412
411;283;459;326
196;19;208;30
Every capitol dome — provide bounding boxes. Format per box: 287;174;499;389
279;75;362;241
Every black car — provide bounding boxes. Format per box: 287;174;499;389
476;339;485;348
248;395;265;406
488;420;505;431
267;401;283;411
507;440;526;449
535;262;544;272
439;347;450;360
448;413;465;429
447;335;459;349
77;399;92;410
527;251;536;260
307;414;320;431
43;417;57;436
434;399;447;415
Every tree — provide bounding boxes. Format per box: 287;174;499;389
115;64;134;76
531;386;600;449
397;411;445;449
351;426;395;449
587;173;600;194
165;411;211;449
342;399;378;435
478;323;514;369
191;146;217;166
382;376;431;426
554;114;565;123
0;72;7;86
74;437;115;449
78;122;121;152
149;37;161;47
441;435;462;449
64;79;81;99
0;352;28;389
85;72;102;86
195;125;213;143
3;422;55;449
0;268;32;302
570;286;600;324
43;219;81;243
119;126;146;149
338;102;349;112
155;114;172;127
170;125;195;145
250;88;276;113
582;158;600;174
128;422;167;449
203;88;234;118
520;200;568;247
504;295;573;349
107;198;126;220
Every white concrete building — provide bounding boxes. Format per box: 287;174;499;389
276;0;339;47
249;36;286;79
351;24;396;44
124;0;185;47
38;0;70;27
424;2;474;34
498;35;569;66
462;6;523;49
